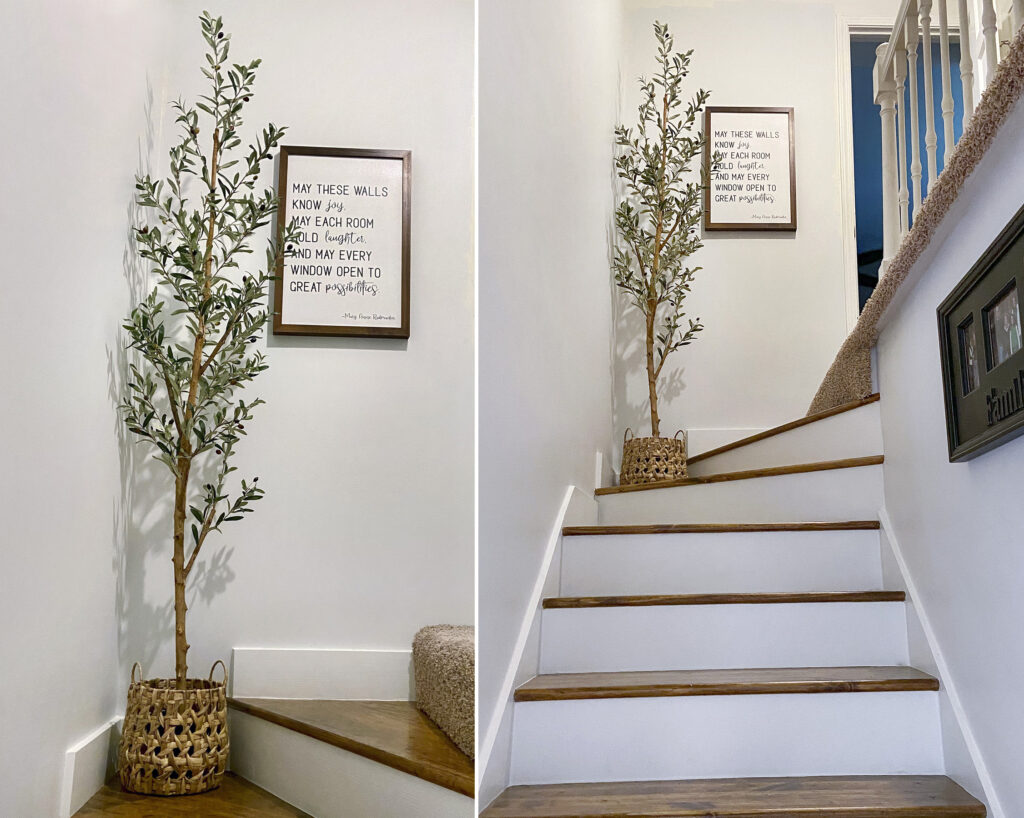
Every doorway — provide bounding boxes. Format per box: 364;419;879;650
849;35;965;309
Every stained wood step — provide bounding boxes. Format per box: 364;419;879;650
74;772;311;816
543;590;905;609
227;698;474;797
481;775;985;817
687;393;881;466
563;520;881;536
514;666;938;702
596;456;884;496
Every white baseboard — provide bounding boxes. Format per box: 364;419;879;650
686;427;766;456
60;716;121;818
231;647;414;700
477;485;598;810
879;508;1005;818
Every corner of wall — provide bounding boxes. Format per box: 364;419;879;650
878;508;1004;817
477;485;598;808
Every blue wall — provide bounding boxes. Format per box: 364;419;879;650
851;38;964;306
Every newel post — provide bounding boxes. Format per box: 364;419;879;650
874;43;901;262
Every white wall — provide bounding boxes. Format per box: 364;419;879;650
875;95;1024;818
119;0;475;684
0;1;474;811
478;0;621;796
613;0;895;457
0;1;170;814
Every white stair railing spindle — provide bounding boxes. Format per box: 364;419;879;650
906;10;923;217
958;0;977;121
937;0;956;164
894;37;910;234
874;44;901;260
920;0;938;191
981;0;999;79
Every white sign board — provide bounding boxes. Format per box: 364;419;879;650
704;107;796;231
274;147;410;337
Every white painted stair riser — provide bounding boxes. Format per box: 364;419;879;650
597;465;883;525
229;711;473;818
539;602;909;673
686;401;882;477
509;691;943;785
560;530;884;596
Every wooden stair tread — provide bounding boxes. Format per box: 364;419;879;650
543;590;904;609
687;393;881;466
596;456;884;496
74;772;311;817
481;775;985;817
563;521;881;536
228;698;474;798
514;666;938;701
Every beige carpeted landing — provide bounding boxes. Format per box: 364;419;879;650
413;624;475;758
809;25;1024;415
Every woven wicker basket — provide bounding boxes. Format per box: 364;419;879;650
118;661;229;796
620;428;688;485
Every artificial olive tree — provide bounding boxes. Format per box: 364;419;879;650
613;21;712;437
121;12;300;688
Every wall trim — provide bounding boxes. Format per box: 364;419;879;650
60;716;121;818
231;647;414;700
878;507;1005;818
685;428;767;458
477;486;597;808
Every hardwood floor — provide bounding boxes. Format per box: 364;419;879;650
542;590;905;609
74;773;310;817
480;775;986;817
228;698;474;798
562;520;882;536
513;666;939;702
595;456;884;495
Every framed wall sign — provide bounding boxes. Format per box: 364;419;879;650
938;202;1024;461
703;106;796;231
273;145;411;337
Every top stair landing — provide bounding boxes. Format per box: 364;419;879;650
599;395;884;525
686;393;881;477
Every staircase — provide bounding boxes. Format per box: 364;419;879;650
229;698;473;817
482;395;987;817
225;647;474;817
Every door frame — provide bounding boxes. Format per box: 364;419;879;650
835;16;897;332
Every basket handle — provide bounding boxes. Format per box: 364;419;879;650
673;429;686;441
129;661;143;685
623;427;634;447
209;659;229;686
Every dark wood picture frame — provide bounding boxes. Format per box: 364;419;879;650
938;201;1024;461
273;145;411;338
703;106;797;232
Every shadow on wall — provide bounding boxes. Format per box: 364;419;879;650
610;292;688;459
107;77;238;685
610;220;800;470
607;122;687;470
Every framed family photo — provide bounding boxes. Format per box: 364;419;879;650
273;145;411;338
938;203;1024;461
